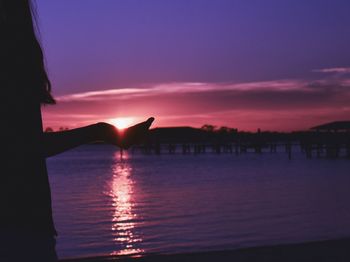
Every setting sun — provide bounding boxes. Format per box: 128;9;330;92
109;117;135;130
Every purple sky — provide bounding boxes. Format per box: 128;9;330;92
36;0;350;131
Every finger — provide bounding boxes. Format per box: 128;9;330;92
145;117;155;128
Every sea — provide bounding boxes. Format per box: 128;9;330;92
46;144;350;259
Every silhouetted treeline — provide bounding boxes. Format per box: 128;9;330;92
45;127;69;132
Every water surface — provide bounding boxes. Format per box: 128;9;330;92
47;145;350;259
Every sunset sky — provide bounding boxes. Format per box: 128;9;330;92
37;0;350;131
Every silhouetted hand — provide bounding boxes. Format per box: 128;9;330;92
97;117;154;149
120;117;155;149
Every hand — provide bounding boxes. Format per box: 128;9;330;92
97;117;154;149
120;117;155;149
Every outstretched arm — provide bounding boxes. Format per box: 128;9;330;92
43;123;113;158
42;117;154;158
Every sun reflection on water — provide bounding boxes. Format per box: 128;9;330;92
109;151;144;256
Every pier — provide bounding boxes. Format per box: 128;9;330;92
131;141;350;159
128;121;350;159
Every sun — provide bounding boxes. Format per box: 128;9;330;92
109;117;135;130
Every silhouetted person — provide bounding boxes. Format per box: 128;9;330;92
0;1;154;261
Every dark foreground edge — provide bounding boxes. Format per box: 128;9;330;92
61;238;350;262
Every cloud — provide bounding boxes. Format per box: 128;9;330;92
57;88;150;102
313;67;350;74
53;77;350;110
55;79;308;103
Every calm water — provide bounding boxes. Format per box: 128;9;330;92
47;145;350;259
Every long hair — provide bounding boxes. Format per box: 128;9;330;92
0;0;55;105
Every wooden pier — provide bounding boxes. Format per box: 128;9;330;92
130;141;350;159
125;122;350;159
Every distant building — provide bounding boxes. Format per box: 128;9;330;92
310;121;350;132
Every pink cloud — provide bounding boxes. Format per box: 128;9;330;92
313;67;350;74
55;80;307;103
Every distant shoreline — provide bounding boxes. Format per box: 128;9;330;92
61;237;350;262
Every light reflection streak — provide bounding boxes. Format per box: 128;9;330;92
109;151;144;256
